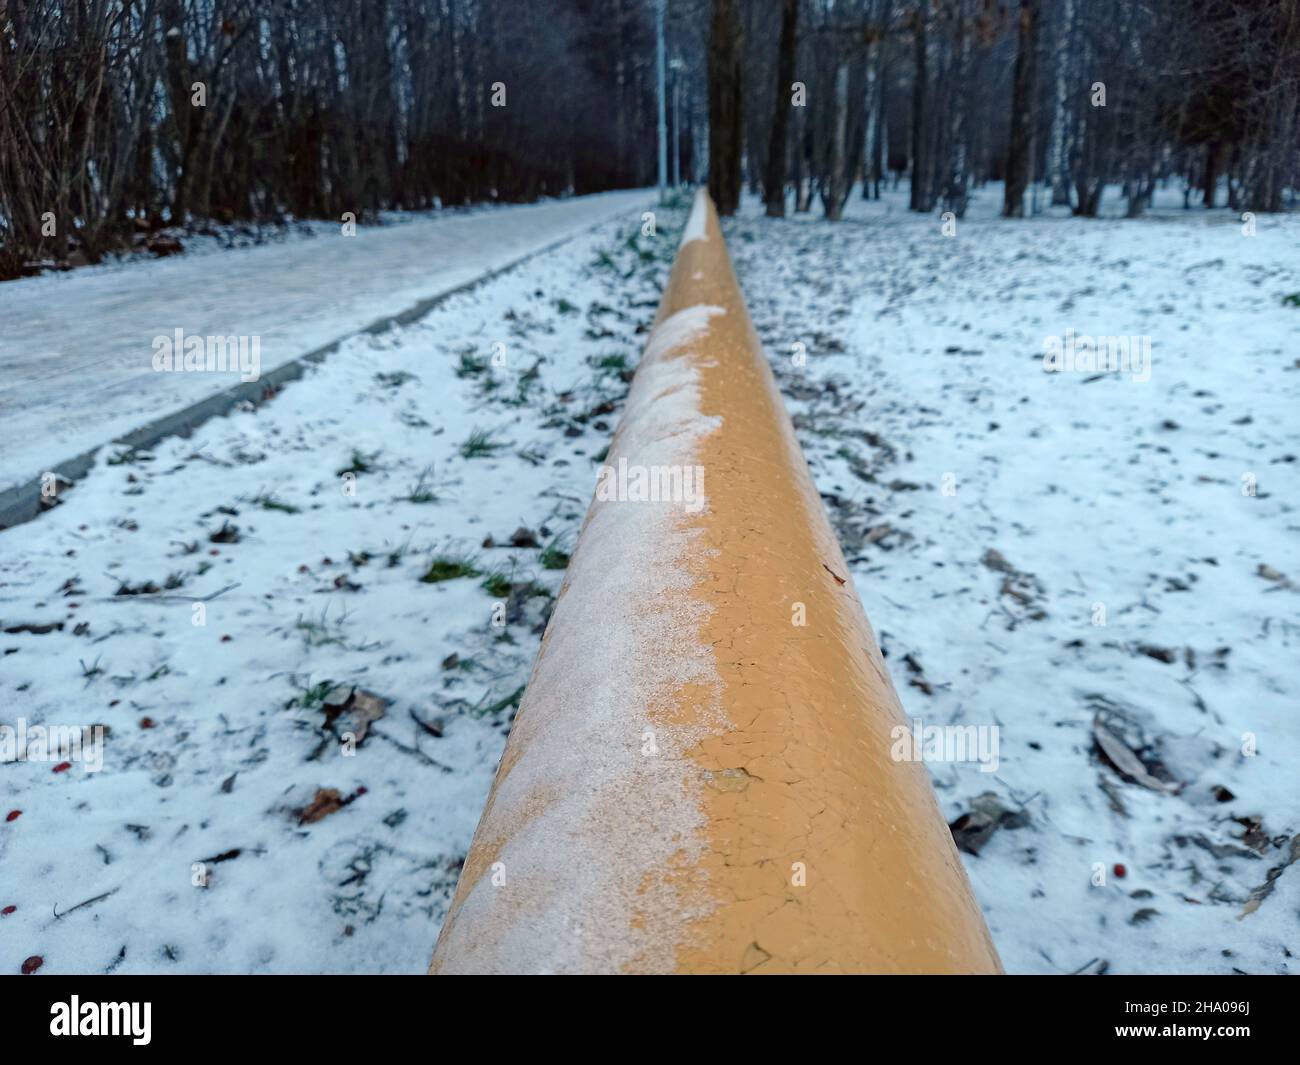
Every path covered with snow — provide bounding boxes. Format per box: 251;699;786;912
0;189;650;494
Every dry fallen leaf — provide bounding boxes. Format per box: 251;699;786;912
322;686;387;746
1092;716;1178;794
299;787;344;825
1238;839;1299;919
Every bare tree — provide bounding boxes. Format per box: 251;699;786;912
709;0;745;215
908;1;930;212
764;0;799;217
1046;0;1076;205
0;0;668;279
1003;0;1041;217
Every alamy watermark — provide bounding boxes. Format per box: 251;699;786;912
1043;330;1151;382
0;719;104;773
50;997;151;1045
890;718;1000;773
151;328;261;382
595;457;705;513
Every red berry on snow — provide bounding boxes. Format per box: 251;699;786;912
140;717;155;729
1113;863;1127;879
1;905;15;916
21;955;43;974
221;634;232;642
5;810;19;823
53;761;72;774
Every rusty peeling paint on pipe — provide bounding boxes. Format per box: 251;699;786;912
430;190;1002;975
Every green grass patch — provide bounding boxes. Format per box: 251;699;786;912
252;493;300;514
404;465;439;504
468;684;527;720
589;352;628;373
459;428;508;459
420;555;481;583
456;350;490;377
289;678;336;711
539;541;570;571
337;449;381;476
480;572;513;598
294;607;349;648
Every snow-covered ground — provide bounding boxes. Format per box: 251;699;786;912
729;181;1300;975
0;188;650;495
2;180;1296;975
0;200;674;974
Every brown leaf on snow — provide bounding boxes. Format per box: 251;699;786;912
1233;814;1272;855
321;686;387;745
981;548;1013;573
949;792;1030;856
298;788;345;825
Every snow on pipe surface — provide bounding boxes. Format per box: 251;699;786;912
429;189;1002;975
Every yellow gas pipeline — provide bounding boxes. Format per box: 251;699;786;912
430;190;1002;975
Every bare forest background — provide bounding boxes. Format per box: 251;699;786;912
3;0;1299;280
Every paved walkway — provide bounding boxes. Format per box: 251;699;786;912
0;189;650;491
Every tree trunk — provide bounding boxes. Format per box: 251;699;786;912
1047;0;1075;205
764;0;799;218
1202;141;1222;208
1003;0;1041;218
825;61;850;220
870;56;887;200
908;6;928;212
160;0;196;223
708;0;744;216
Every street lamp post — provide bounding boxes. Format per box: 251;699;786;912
656;0;667;203
670;57;685;188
